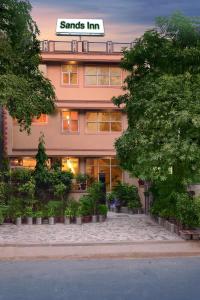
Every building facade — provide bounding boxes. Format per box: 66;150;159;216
4;40;144;203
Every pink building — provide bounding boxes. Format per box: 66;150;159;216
4;40;144;203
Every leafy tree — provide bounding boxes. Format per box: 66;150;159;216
0;0;55;132
34;133;49;188
113;12;200;188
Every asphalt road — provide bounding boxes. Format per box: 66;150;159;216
0;257;200;300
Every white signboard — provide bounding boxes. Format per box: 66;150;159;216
56;19;104;36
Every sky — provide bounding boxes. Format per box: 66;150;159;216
31;0;200;42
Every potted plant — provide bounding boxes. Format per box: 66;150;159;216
15;210;22;226
64;207;72;225
75;173;89;191
98;204;108;222
35;211;43;225
25;206;33;225
47;206;55;225
75;206;82;225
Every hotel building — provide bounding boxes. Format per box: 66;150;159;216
4;40;145;205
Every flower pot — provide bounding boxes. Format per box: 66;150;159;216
76;216;82;225
99;215;105;222
92;215;98;223
27;217;33;225
82;216;92;223
64;216;70;225
16;217;22;226
36;217;42;225
48;217;55;225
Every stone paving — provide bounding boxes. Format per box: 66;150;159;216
0;212;182;245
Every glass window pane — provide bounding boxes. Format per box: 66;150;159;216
62;111;70;119
111;112;121;121
111;122;122;131
98;75;109;85
85;75;97;85
110;67;121;76
98;112;110;121
98;66;109;75
85;66;97;75
62;158;79;174
86;112;98;121
99;165;110;191
111;167;122;188
63;73;69;84
22;158;36;169
63;120;70;131
99;122;110;132
70;73;77;84
99;159;110;166
87;122;98;132
62;65;77;72
86;165;98;180
70;120;78;132
86;159;98;166
110;76;121;85
70;111;78;120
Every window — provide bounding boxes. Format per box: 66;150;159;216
62;64;78;85
62;111;79;133
32;114;47;124
10;157;51;169
85;66;121;86
86;157;122;191
86;111;122;133
61;157;79;175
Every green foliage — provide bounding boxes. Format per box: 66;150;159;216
45;201;63;217
34;134;49;187
75;173;89;184
112;182;141;208
34;210;43;218
113;12;200;185
79;195;93;216
64;207;73;218
0;209;4;224
66;199;80;218
0;182;9;205
53;183;67;201
10;168;33;183
18;178;35;199
24;206;33;217
0;0;55;132
176;194;200;228
98;204;108;216
8;197;23;218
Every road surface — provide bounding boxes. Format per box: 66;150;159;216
0;257;200;300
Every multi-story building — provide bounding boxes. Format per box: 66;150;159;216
4;39;144;204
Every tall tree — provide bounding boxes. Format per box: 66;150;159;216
0;0;55;132
113;12;200;186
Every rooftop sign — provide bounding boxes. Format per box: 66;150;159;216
56;19;104;36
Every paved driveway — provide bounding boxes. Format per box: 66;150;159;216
0;212;181;245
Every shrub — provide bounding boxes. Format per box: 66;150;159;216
176;193;200;228
112;182;141;208
45;201;63;217
10;168;33;183
79;195;93;216
150;191;178;219
66;199;79;218
98;204;108;216
0;209;4;225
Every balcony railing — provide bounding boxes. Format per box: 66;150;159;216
40;40;134;54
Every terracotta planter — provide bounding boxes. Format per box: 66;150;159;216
82;216;92;223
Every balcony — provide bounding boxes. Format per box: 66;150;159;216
40;40;134;54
